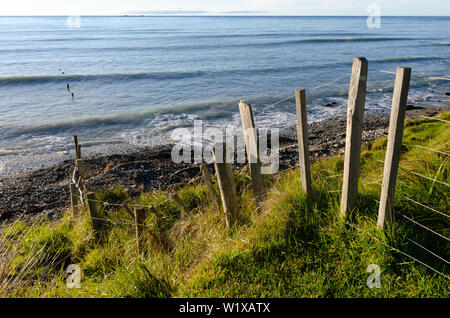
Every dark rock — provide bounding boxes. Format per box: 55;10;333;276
406;104;424;110
445;92;450;96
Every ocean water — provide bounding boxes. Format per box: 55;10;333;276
0;16;449;173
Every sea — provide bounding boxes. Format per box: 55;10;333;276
0;16;449;174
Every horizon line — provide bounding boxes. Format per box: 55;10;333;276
0;14;449;17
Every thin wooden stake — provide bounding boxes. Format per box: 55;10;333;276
123;204;135;219
377;67;411;229
340;57;368;218
200;163;219;209
73;135;80;159
74;159;85;192
238;100;266;204
172;193;187;214
134;207;146;253
76;144;82;160
87;192;101;235
212;143;239;228
295;89;312;194
69;183;79;214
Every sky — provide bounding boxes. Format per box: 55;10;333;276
0;0;449;16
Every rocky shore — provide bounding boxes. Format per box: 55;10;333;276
0;105;447;222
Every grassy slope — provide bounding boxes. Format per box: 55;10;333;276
1;112;448;298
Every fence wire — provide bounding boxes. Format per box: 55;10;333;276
260;72;352;112
399;214;450;243
344;221;449;280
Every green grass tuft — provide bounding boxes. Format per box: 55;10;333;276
1;112;448;298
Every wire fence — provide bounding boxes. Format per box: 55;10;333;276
259;69;422;115
21;68;448;281
313;113;449;279
344;221;449;280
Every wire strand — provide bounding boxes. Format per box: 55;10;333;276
413;145;449;157
404;237;450;266
399;214;450;243
344;221;449;280
404;196;449;219
420;116;450;124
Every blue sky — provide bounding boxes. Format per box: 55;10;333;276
1;0;449;16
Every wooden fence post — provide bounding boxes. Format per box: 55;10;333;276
340;57;368;218
134;207;146;253
238;100;266;204
200;163;219;209
76;144;81;160
73;135;80;159
377;67;411;229
295;89;312;194
172;193;187;214
74;159;86;192
212;143;239;228
70;183;79;214
87;192;101;235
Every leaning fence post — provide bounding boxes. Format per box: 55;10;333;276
200;163;220;209
377;67;412;229
295;89;312;194
87;192;101;235
134;207;146;253
69;183;79;214
340;57;368;218
76;144;81;160
212;143;239;228
74;158;86;192
172;193;187;214
238;100;266;205
73;135;81;160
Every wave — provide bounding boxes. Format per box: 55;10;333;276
283;37;412;44
0;32;382;46
374;56;444;63
0;100;236;137
0;37;415;55
1;55;446;86
0;71;207;85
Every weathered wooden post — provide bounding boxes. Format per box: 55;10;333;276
134;207;146;253
200;163;220;209
86;192;101;235
238;100;266;205
172;193;187;214
70;137;84;212
212;143;239;228
295;89;312;194
73;136;81;160
340;57;368;218
73;135;80;159
74;159;85;191
122;204;135;219
69;183;79;214
377;67;411;229
76;144;81;160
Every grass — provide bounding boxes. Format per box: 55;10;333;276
0;112;448;298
